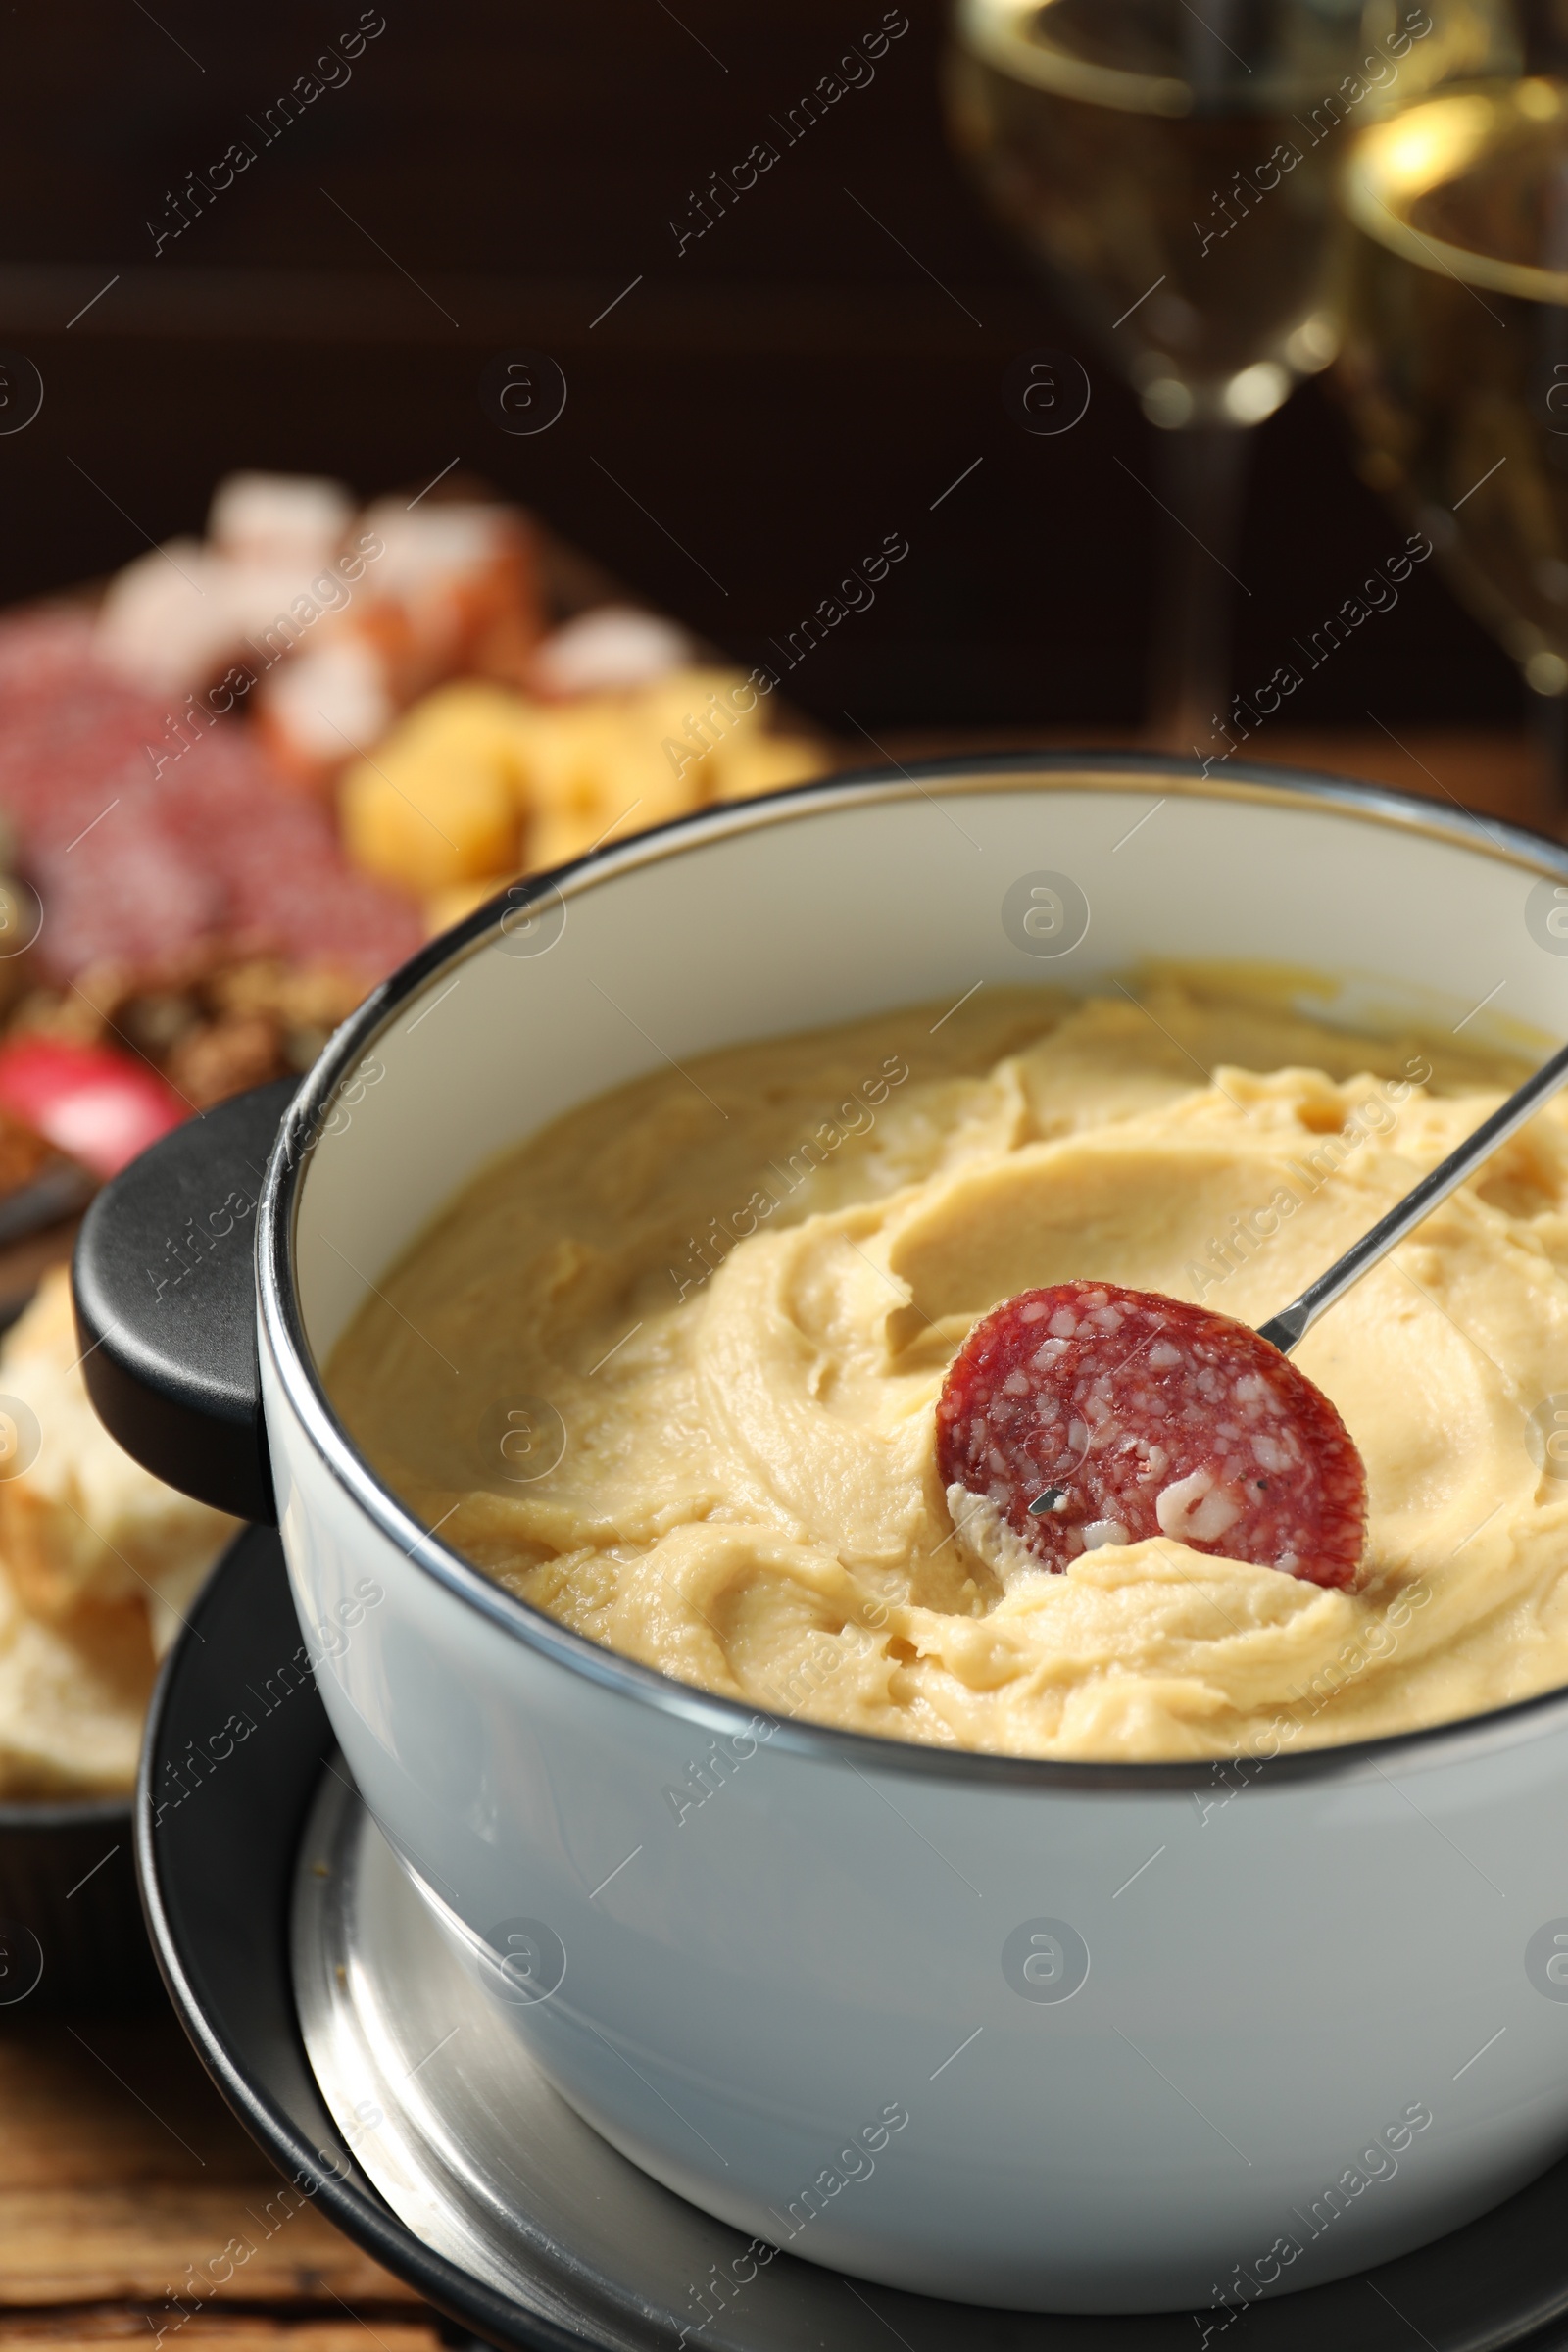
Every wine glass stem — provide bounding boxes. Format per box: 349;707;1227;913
1147;422;1254;754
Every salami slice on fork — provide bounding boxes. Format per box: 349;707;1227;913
936;1281;1366;1590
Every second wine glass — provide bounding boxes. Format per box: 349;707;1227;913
945;0;1518;747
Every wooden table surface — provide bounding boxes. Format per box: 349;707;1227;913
875;723;1564;840
0;2007;440;2352
0;721;1554;2352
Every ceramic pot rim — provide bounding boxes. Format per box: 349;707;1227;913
257;751;1568;1794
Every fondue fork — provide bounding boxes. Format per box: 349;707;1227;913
1257;1036;1568;1353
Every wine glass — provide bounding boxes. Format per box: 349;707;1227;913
944;0;1518;749
1339;73;1568;793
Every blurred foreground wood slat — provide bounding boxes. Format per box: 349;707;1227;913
0;2010;433;2343
0;2328;441;2352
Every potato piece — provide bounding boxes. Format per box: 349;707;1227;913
397;680;532;774
340;741;519;891
339;681;535;890
425;873;517;937
505;704;624;825
710;735;835;801
630;669;765;796
0;1270;239;1639
528;719;700;871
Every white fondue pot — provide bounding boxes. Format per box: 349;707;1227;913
74;755;1568;2313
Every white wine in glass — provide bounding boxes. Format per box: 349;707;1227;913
1341;77;1568;734
946;0;1519;740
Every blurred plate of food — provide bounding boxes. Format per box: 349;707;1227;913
0;468;837;1997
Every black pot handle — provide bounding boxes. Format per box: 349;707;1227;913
71;1077;299;1524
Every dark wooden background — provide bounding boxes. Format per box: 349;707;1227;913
0;0;1524;735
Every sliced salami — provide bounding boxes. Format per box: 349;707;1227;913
30;822;223;979
0;615;424;985
936;1280;1366;1589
